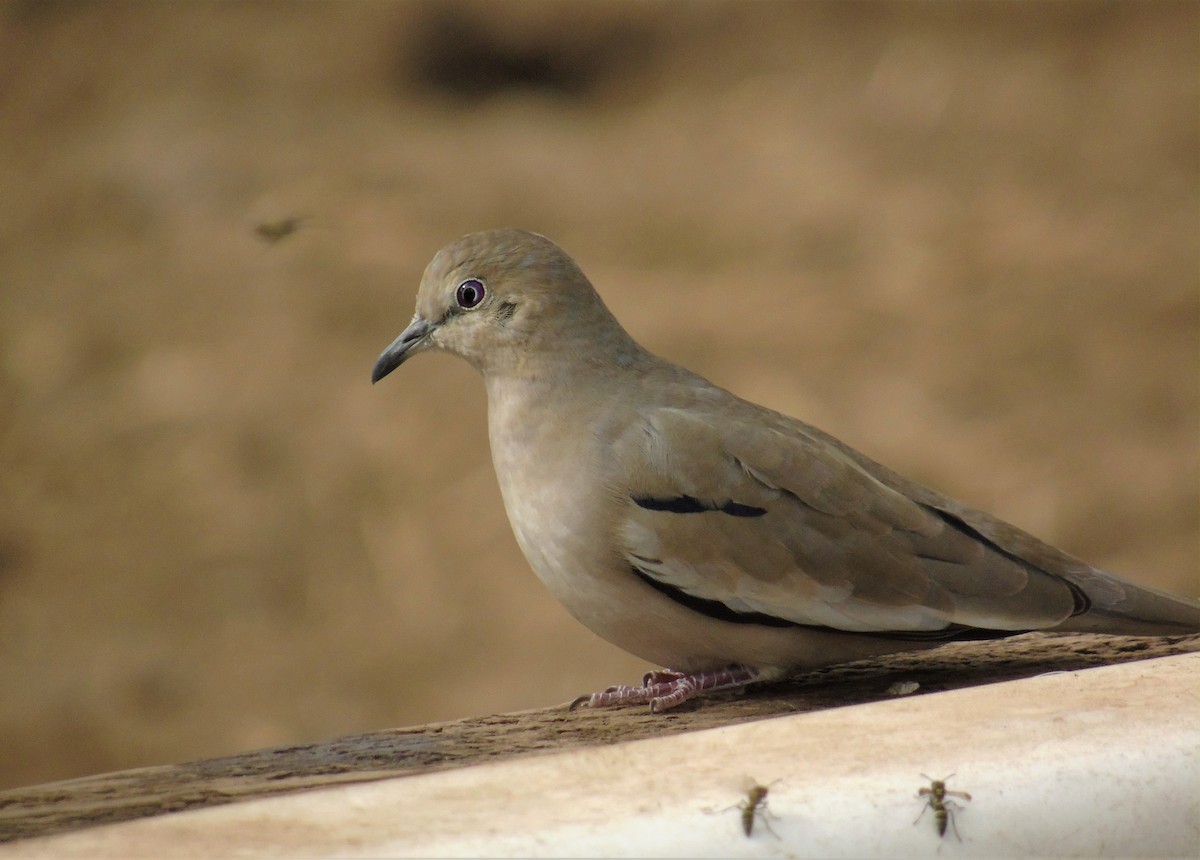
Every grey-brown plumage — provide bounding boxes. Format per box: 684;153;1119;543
372;229;1200;710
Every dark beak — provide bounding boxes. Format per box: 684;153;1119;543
371;316;434;383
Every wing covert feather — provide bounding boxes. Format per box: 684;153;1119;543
614;405;1077;633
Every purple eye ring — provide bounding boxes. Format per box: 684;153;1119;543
455;278;486;309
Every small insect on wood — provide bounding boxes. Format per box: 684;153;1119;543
737;781;780;839
914;773;971;840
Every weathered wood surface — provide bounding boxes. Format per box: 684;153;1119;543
2;633;1195;844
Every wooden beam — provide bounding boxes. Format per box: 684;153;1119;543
1;632;1195;844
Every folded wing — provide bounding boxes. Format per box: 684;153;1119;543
616;405;1080;635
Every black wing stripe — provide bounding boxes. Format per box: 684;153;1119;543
630;565;795;627
631;494;767;518
630;564;1020;641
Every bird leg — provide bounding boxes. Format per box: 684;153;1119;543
570;664;766;713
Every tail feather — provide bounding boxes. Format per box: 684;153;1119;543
1057;569;1200;636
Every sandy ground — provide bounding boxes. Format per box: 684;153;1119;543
0;1;1195;791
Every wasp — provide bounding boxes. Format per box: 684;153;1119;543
736;781;780;839
914;773;971;840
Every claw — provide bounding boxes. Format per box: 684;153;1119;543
567;665;768;712
642;669;685;686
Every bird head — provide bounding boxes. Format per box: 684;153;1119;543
372;229;636;382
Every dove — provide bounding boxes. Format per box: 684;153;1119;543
372;229;1200;712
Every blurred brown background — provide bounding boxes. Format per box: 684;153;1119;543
0;0;1196;791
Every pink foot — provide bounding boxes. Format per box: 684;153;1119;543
569;665;766;713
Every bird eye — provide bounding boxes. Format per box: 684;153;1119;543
455;278;486;309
